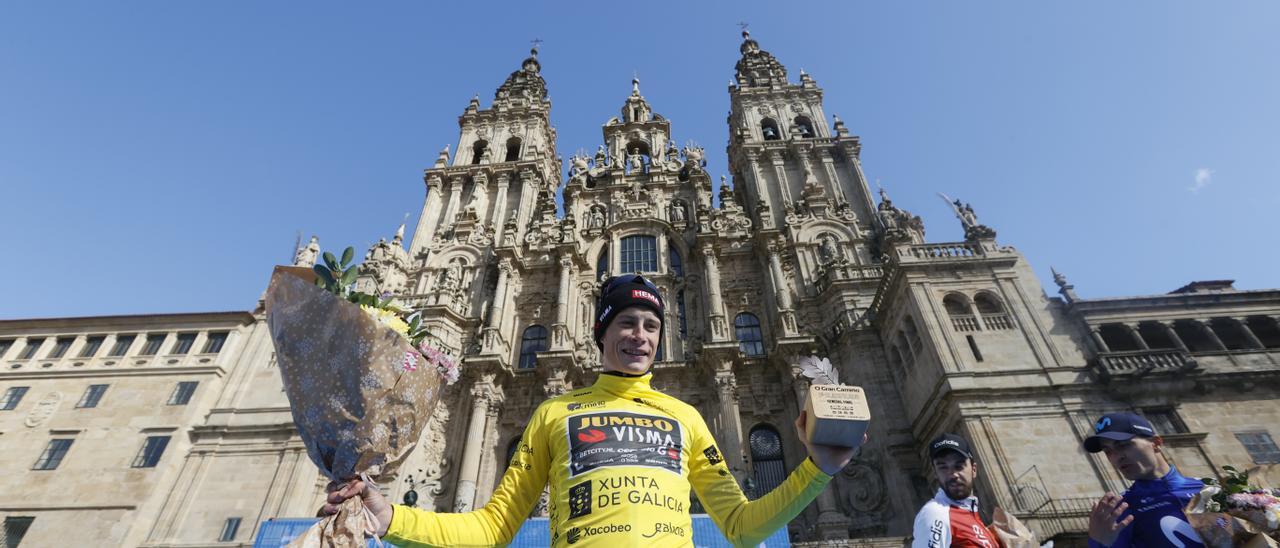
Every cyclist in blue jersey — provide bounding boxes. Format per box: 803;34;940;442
1084;412;1205;547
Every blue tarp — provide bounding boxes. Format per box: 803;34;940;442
254;515;790;547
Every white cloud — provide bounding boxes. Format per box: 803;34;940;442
1189;168;1214;193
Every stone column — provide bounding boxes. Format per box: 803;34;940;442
769;151;795;208
745;151;775;228
818;149;846;207
702;247;729;341
714;366;746;479
766;239;796;336
1160;322;1190;352
1088;326;1111;353
411;175;445;254
1195;320;1228;351
484;260;512;352
1124;324;1149;350
442;177;465;231
454;383;493;512
516;169;537;230
552;256;572;350
1233;317;1266;349
611;233;622;273
492;173;511;246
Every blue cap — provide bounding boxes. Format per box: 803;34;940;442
1083;412;1158;453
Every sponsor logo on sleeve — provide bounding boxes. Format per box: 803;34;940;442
566;411;684;477
703;445;724;465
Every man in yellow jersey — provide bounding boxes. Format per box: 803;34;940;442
323;274;866;547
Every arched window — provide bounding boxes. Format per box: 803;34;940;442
943;294;972;315
760;118;781;141
596;246;610;281
974;293;1004;314
974;292;1012;330
668;243;683;277
749;425;786;500
620;235;657;273
471;140;488;165
794;116;815;138
735;313;765;357
943;294;979;332
504;137;522;162
518;325;548;370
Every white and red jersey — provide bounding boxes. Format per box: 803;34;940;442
911;489;1001;548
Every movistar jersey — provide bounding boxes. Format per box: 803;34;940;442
383;372;832;547
911;489;998;547
1088;466;1204;548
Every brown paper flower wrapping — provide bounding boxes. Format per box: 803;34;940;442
1184;491;1279;548
265;267;446;546
991;506;1038;548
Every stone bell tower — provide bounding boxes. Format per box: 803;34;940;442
396;46;564;353
725;30;881;347
407;45;562;262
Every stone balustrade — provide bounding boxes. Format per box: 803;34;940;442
814;263;886;293
1094;348;1197;380
951;315;981;332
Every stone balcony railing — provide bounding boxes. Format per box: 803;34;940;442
983;313;1015;330
893;240;1018;264
814;262;885;294
1093;348;1198;381
951;315;981;332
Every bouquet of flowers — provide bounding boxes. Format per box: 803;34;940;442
1184;465;1280;547
265;247;459;547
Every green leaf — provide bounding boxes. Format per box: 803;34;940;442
341;267;360;287
323;252;339;270
313;264;337;287
341;246;355;266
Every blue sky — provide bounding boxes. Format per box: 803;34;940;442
2;1;1277;319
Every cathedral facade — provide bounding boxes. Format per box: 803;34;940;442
2;33;1279;547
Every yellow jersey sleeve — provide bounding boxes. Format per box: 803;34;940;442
383;403;551;547
686;415;832;547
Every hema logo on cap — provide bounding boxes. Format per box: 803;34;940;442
631;289;659;306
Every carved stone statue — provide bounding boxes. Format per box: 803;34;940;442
939;193;995;241
570;154;590;176
587;206;606;229
442;261;463;290
669;201;686;223
594;145;607;167
683;144;705;167
627;148;644;172
294;235;320;267
818;234;840;264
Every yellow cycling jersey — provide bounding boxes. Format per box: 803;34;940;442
383;372;832;547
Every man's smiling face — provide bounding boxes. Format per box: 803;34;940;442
599;306;661;375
